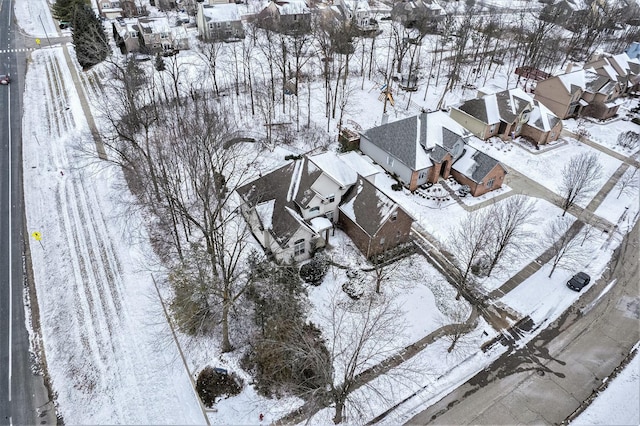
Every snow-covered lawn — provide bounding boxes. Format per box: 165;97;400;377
468;136;623;209
564;114;640;158
594;166;640;227
500;225;616;326
22;48;206;424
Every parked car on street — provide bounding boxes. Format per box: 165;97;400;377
567;272;590;291
0;74;10;85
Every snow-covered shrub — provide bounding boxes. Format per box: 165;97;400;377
299;254;329;286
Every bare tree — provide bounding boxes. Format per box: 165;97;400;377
322;291;407;424
558;152;603;216
543;218;594;278
438;303;474;354
448;209;493;296
485;195;537;276
616;167;639;199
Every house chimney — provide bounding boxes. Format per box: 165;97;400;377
381;113;388;125
565;62;574;73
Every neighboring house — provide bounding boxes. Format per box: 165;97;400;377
585;51;640;94
336;0;378;32
391;0;445;33
112;18;141;53
449;148;508;197
153;0;177;11
450;88;562;145
97;0;124;19
137;17;190;53
359;111;507;196
534;67;623;120
339;176;413;259
254;0;311;34
197;2;245;41
540;0;596;31
236;152;357;261
121;0;148;18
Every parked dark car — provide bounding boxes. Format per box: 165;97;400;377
567;272;590;292
0;74;10;85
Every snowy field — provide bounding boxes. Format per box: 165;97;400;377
14;0;640;424
573;346;640;426
22;48;206;424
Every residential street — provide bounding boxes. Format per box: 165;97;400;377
406;219;639;425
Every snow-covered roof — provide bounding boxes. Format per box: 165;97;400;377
451;147;504;184
310;216;333;232
200;4;242;22
339;177;402;237
308;151;358;188
527;100;561;132
362;110;466;171
340;0;371;13
457;88;533;125
272;0;310;15
338;151;379;177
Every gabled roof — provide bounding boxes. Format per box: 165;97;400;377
528;100;561;132
293;158;323;208
236;160;316;247
338;152;379;177
361;110;466;170
308;152;358;188
451;147;505;183
339;176;403;237
271;0;310;15
457;88;532;125
200;4;242;23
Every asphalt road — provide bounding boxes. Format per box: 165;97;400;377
0;0;52;424
407;220;640;425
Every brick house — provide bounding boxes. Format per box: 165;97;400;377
449;148;508;197
534;67;623;120
339;176;413;259
359;111;506;196
450;88;562;145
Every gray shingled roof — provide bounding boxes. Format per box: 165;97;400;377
294;159;323;208
236;161;310;247
430;145;449;163
339;177;400;236
458;98;489;123
362;115;421;169
456;149;504;183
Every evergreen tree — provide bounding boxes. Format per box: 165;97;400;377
52;0;87;23
154;53;166;72
72;4;110;69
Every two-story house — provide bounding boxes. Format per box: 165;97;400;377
113;18;141;54
534;67;623;120
197;2;245;41
391;0;445;33
336;0;378;32
97;0;124;19
450;88;562;146
254;0;311;34
236;152;357;261
137;17;190;54
585;51;640;94
359;111;506;196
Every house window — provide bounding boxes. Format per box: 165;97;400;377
486;178;495;188
379;236;386;246
390;211;398;222
387;156;394;167
131;31;138;38
309;206;320;213
489;124;497;133
325;211;334;222
418;171;426;179
327;194;335;203
294;239;305;256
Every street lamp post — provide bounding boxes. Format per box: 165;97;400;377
38;14;52;48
